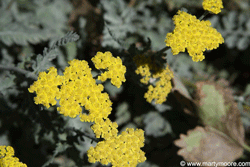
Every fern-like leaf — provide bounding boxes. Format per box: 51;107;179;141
0;23;54;46
31;31;79;75
210;11;250;51
101;0;173;50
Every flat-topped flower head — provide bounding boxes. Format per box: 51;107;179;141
28;67;63;108
0;146;27;167
92;51;126;88
90;118;118;140
29;56;114;120
165;10;224;62
203;0;223;14
28;51;146;167
144;65;173;104
87;128;146;167
133;54;173;104
58;59;113;120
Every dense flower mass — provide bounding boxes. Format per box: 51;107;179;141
92;51;126;88
0;146;27;167
28;51;126;120
28;59;113;120
165;10;224;62
203;0;223;14
28;67;63;108
133;54;173;104
59;59;113;121
87;128;146;167
144;66;173;104
28;51;146;166
133;55;153;84
91;118;118;140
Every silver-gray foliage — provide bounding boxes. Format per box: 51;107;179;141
31;31;79;75
0;0;72;46
101;0;173;50
101;0;137;49
210;11;250;51
144;111;172;137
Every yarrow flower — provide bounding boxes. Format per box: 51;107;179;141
59;59;113;121
28;52;124;120
144;66;173;104
133;54;173;104
28;51;146;166
165;10;224;62
133;55;153;84
28;67;63;108
87;128;146;167
92;51;126;88
91;118;118;140
0;146;27;167
203;0;223;14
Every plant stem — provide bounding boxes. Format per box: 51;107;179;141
209;126;250;153
242;143;250;153
157;46;170;54
199;11;210;20
0;65;37;80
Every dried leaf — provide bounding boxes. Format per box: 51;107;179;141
174;126;243;165
196;83;227;130
171;72;192;100
175;79;245;164
171;71;197;115
195;80;244;146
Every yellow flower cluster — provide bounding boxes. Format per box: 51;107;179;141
28;52;125;120
0;146;27;167
203;0;223;14
92;51;126;88
144;66;173;104
91;118;118;140
88;114;146;166
59;59;113;121
29;59;112;120
87;128;146;167
29;51;146;166
165;10;224;62
28;67;63;108
133;55;153;84
133;55;173;104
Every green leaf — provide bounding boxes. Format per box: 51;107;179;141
174;126;243;162
199;84;226;129
0;74;16;95
243;84;250;96
66;42;77;61
144;111;172;137
115;102;131;126
104;81;123;97
42;142;71;167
